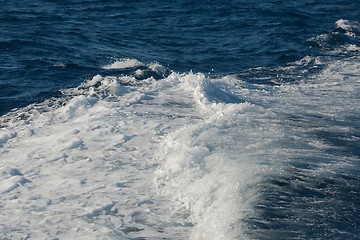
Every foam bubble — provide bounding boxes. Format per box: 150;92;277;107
0;129;17;147
336;19;351;31
102;58;144;70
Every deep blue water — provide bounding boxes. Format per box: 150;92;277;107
1;0;360;115
1;1;360;239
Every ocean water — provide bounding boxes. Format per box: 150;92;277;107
0;1;359;239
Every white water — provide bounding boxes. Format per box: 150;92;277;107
103;58;144;70
1;53;359;239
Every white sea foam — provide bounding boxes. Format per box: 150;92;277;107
102;58;144;70
0;128;17;147
335;19;358;38
1;50;359;239
154;111;279;239
336;19;352;31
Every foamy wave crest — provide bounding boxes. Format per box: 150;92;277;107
336;19;357;38
3;64;268;239
310;19;360;53
153;72;282;239
154;118;276;239
1;50;359;239
102;58;144;70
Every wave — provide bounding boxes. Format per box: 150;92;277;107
1;20;360;239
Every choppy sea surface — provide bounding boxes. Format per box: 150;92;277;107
1;1;359;239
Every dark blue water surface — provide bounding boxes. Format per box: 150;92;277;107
1;0;360;115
